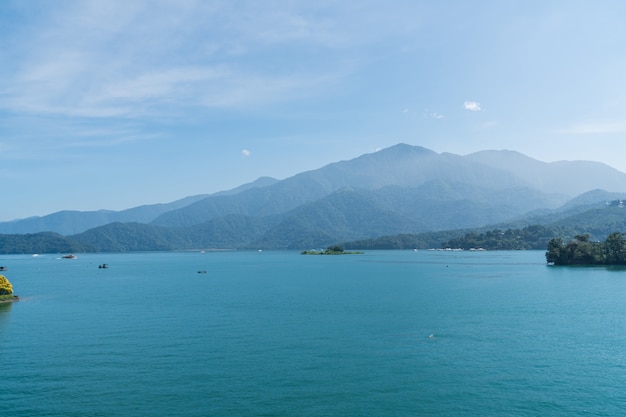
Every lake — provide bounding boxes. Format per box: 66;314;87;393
1;250;626;416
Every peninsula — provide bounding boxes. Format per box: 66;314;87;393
546;232;626;266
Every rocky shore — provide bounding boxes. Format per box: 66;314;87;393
0;295;19;304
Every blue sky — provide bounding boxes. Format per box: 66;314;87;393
1;1;625;221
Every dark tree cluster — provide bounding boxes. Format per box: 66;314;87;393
441;225;563;250
546;232;626;265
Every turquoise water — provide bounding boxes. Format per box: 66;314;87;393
1;250;626;416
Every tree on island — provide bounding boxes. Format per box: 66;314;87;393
0;274;14;295
301;245;362;255
604;232;626;264
546;232;626;265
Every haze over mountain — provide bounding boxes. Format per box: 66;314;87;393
149;143;622;229
0;177;281;235
465;150;626;196
0;194;210;236
2;144;626;251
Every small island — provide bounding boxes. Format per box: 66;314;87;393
301;245;363;255
0;274;18;303
546;232;626;266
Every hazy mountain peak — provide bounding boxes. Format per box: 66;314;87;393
375;143;438;157
465;149;626;195
4;143;626;240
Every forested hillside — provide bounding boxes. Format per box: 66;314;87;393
0;232;94;254
1;144;626;252
343;206;626;251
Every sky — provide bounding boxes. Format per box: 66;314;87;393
1;1;625;221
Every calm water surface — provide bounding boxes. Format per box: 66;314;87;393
1;250;626;416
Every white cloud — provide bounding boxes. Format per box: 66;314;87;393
463;101;482;111
241;149;251;157
427;112;444;119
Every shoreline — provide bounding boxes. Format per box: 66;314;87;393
0;295;19;304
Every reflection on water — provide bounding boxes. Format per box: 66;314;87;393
3;251;626;416
0;301;13;311
0;301;14;331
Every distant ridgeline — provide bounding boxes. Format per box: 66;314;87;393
1;195;626;254
546;233;626;265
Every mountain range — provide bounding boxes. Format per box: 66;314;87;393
2;143;626;252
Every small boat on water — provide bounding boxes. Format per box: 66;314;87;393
98;264;109;269
62;254;77;259
0;266;7;271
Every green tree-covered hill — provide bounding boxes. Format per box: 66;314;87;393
0;232;94;254
342;206;626;251
1;144;626;252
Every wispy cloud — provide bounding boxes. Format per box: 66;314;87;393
241;149;251;157
425;111;444;119
0;1;421;120
0;114;162;160
463;101;482;111
556;122;626;135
